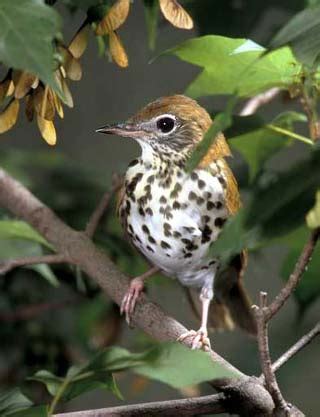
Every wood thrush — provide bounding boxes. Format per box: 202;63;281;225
97;95;256;350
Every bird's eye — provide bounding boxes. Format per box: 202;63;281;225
156;116;175;134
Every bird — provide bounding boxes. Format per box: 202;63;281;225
96;95;256;350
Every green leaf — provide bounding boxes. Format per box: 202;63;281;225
0;220;52;249
168;36;301;98
0;388;32;416
230;111;307;180
0;0;61;93
186;95;237;172
10;405;48;417
306;190;320;228
134;342;239;388
270;5;320;66
143;0;159;50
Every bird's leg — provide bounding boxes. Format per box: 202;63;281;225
120;265;159;325
178;286;213;351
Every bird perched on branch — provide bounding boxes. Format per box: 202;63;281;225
97;95;256;350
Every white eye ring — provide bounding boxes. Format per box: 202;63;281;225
155;114;177;135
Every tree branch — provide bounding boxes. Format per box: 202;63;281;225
0;254;70;275
253;293;288;414
239;88;280;116
54;393;226;417
85;174;122;238
265;228;320;321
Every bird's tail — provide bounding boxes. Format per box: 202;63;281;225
187;252;257;335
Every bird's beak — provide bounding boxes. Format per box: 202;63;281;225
95;122;147;138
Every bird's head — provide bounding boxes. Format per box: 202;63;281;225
96;95;212;160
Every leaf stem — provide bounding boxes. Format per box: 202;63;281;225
267;124;314;145
48;374;72;416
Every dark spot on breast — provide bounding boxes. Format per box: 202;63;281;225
186;243;198;251
139;207;145;216
204;192;212;199
207;201;215;210
146;207;153;216
197;197;204;205
164;222;171;230
216;201;223;209
191;172;198;181
188;191;197;201
201;215;210;223
159;207;165;214
128;159;139;168
170;183;182;198
147;174;155;184
128;224;134;233
201;224;212;243
160;196;167;204
181;238;192;244
198;179;205;189
164;229;172;237
144;184;151;193
146;245;154;252
215;217;226;227
218;176;226;186
161;240;171;249
209;260;216;266
148;236;156;244
135;234;142;243
142;225;150;234
173;201;181;209
183;226;195;233
173;231;182;238
184;252;192;258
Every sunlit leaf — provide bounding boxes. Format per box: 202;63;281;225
14;72;38;99
33;86;56;121
306;190;320;228
59;47;82;81
168;36;301;98
109;31;129;68
52;91;64;119
96;0;130;35
0;76;14;103
0;99;19;134
37;115;57;146
159;0;193;29
0;0;61;95
69;23;90;59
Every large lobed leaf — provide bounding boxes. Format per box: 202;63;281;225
0;0;61;92
168;36;301;98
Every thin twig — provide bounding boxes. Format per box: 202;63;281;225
253;292;289;413
0;299;78;322
271;321;320;374
0;254;70;275
53;393;226;417
85;174;123;238
265;228;320;321
239;87;280;116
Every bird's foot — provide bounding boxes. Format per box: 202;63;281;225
120;277;144;325
177;328;211;351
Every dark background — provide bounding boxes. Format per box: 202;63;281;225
1;1;319;415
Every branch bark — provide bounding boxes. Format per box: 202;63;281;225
54;393;226;417
239;88;281;116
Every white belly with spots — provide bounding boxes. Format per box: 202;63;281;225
120;161;229;289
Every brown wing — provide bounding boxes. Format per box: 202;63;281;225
188;132;256;334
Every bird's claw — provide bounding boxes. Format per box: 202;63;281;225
177;328;211;351
120;278;144;326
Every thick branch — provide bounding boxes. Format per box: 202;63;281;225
265;228;320;321
0;254;70;275
54;393;226;417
